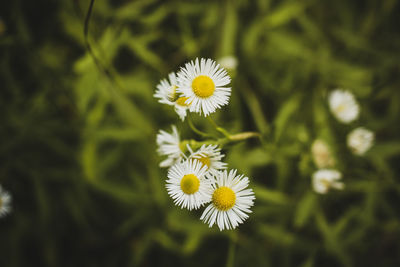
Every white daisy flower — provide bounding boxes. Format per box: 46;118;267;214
177;58;231;116
154;72;191;121
328;89;360;124
217;55;238;71
0;185;12;218
311;139;335;169
154;72;178;105
156;125;183;168
312;169;344;194
200;169;255;231
166;160;213;210
347;127;374;156
188;144;227;175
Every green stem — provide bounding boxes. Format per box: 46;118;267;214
182;139;212;151
239;79;270;135
182;131;260;150
207;117;231;138
226;231;237;267
229;131;261;141
84;0;106;79
83;0;123;92
187;115;212;138
217;131;261;146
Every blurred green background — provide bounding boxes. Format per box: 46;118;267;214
1;0;400;266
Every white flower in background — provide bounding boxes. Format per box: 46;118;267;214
312;169;344;194
200;169;255;231
311;139;335;168
347;127;374;156
328;89;360;124
156;125;183;168
177;58;231;116
0;185;11;218
188;144;227;175
154;72;178;105
166;160;213;210
217;55;238;71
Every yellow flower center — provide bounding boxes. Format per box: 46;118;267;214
192;75;215;98
212;186;236;211
335;104;346;113
321;178;332;188
176;96;190;106
197;155;211;169
180;174;200;194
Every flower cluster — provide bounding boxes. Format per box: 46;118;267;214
311;89;375;194
155;58;255;231
159;130;255;231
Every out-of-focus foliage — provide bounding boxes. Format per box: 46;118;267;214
1;0;400;266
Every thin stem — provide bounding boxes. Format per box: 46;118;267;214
206;116;218;128
226;231;237;267
187;115;212;138
229;131;261;141
83;0;103;73
217;131;261;146
183;139;212;151
207;116;231;138
83;0;120;90
83;0;95;39
239;79;270;135
183;131;260;150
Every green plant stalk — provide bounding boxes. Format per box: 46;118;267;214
226;231;238;267
207;116;231;138
187;115;213;138
239;80;270;134
181;131;260;151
